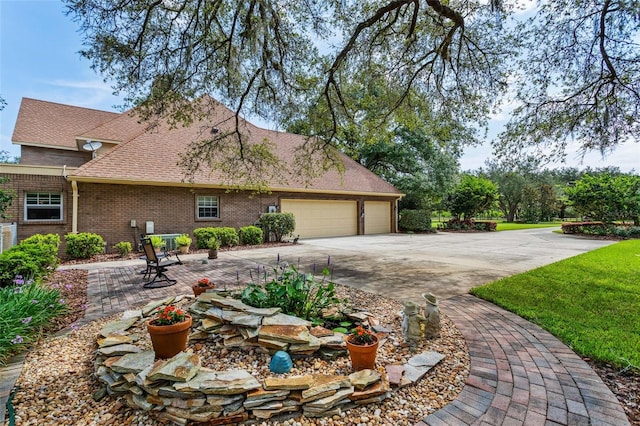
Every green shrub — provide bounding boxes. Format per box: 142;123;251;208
175;234;192;247
0;234;61;288
239;226;263;245
193;227;239;248
65;232;105;259
113;241;132;257
241;265;343;322
399;209;432;232
21;233;61;249
258;213;295;242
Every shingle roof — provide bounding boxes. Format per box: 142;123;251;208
15;97;402;196
12;98;119;149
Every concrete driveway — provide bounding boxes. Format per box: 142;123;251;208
221;228;615;303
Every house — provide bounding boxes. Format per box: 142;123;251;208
1;97;403;251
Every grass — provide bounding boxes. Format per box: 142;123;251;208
471;240;640;370
495;222;561;231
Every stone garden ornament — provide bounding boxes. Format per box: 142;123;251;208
422;292;441;338
401;301;427;346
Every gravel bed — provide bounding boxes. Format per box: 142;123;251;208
6;279;469;426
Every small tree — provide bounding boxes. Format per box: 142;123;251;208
445;175;498;220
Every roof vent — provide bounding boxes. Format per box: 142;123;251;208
211;127;219;134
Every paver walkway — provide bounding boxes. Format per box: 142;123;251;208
2;240;631;425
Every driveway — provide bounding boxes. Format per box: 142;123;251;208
220;228;615;303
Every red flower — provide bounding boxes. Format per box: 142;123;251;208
350;325;376;345
154;305;186;325
197;278;211;287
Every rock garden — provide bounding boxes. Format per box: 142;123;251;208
8;268;469;426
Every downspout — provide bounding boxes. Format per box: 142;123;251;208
71;180;79;233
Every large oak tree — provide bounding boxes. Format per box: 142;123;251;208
64;0;639;182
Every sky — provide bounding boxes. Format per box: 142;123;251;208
1;0;638;172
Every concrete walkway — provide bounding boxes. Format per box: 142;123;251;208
2;230;630;425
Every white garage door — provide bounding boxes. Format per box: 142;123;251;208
281;199;357;238
364;201;391;234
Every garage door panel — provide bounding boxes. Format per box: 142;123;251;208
281;199;357;238
364;201;391;234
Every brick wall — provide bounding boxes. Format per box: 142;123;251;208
21;146;91;167
1;173;73;246
1;175;398;254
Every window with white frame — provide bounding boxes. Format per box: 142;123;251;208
25;192;63;221
197;195;219;219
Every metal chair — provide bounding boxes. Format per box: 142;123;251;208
140;236;179;288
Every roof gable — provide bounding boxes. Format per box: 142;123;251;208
12;98;119;150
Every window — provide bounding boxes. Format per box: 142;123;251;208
25;192;62;221
197;195;219;219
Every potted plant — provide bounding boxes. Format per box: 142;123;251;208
175;234;192;254
207;237;220;259
146;305;192;359
345;325;379;371
192;277;215;296
149;235;166;254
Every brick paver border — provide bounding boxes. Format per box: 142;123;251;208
419;295;629;426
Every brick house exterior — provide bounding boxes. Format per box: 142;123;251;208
1;98;402;252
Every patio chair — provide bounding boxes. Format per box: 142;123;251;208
139;234;182;277
140;236;179;288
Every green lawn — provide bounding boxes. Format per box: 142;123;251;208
495;222;561;231
471;240;640;370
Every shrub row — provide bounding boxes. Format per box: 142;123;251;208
562;222;640;239
193;225;266;249
442;218;497;232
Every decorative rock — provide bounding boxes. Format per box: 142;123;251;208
309;326;334;337
110;351;155;374
253;405;299;419
99;318;138;337
198;369;262;395
258;325;311;344
97;333;133;348
141;297;174;316
173;369;218;392
206;394;245;407
408;351;445;369
147;352;201;382
269;351;293;374
385;364;405;386
221;311;262;328
244;388;290;409
263;375;314;390
262;313;312;327
257;337;290;351
348;369;381;390
305;387;354;409
98;343;142;356
121;309;143;320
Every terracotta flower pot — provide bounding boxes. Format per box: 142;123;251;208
147;315;192;359
345;334;379;371
192;283;215;296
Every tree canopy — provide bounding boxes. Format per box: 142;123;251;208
64;0;639;180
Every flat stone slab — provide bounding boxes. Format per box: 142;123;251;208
349;369;381;390
262;313;312;327
180;369;262;395
98;343;141;356
258;325;311;344
147;352;201;382
264;375;314;390
408;351;445;368
110;351;155;374
99;317;138;337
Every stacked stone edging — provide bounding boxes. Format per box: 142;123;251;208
93;293;444;425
